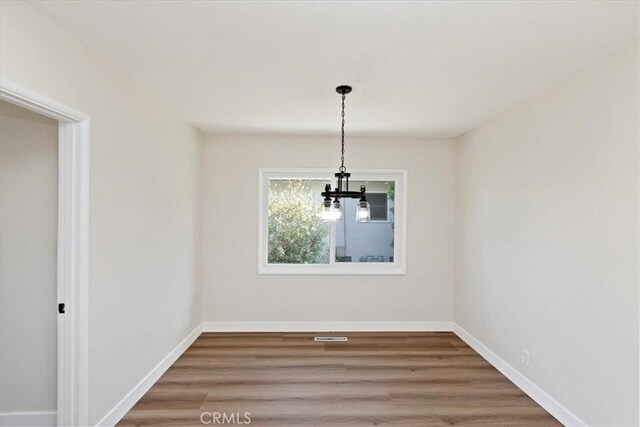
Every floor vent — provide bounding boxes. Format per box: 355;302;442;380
314;336;348;342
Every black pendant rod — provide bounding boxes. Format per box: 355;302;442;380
340;92;346;172
336;85;351;173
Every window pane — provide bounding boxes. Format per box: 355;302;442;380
335;181;395;263
268;178;329;264
367;193;389;221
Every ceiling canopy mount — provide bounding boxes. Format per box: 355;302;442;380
335;85;352;95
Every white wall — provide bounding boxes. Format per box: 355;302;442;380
0;101;58;417
202;134;456;324
455;44;639;426
0;2;203;424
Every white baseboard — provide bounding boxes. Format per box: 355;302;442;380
0;411;56;427
95;324;203;427
452;323;586;426
202;321;454;332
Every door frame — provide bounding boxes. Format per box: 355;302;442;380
1;79;90;426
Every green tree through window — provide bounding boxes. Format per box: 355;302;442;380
267;179;329;264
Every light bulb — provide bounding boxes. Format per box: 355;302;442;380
356;200;370;222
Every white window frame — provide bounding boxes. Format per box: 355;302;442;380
258;167;407;275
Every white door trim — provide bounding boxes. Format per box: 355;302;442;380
1;79;90;427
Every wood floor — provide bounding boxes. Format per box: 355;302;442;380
118;332;560;426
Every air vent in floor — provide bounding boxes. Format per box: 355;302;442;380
314;336;348;342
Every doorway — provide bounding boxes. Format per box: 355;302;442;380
0;101;58;426
0;81;90;427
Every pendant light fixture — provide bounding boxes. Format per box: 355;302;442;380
320;85;370;222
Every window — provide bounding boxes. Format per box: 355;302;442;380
258;168;407;275
366;193;389;221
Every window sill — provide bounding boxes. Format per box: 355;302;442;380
258;263;407;275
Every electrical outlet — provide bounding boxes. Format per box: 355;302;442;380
521;349;530;367
184;314;190;329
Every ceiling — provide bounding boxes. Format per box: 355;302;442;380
31;1;638;138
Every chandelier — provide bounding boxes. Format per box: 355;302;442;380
320;85;370;223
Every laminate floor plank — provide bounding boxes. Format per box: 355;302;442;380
118;332;560;426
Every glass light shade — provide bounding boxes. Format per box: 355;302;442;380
356;200;370;222
320;201;337;222
332;200;343;221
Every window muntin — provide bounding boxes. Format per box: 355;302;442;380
258;169;406;275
